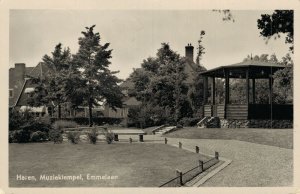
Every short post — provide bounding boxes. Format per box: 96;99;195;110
179;142;182;149
215;151;219;160
195;146;199;153
129;137;132;144
199;160;204;172
139;134;144;142
114;134;119;141
176;169;183;186
164;138;168;144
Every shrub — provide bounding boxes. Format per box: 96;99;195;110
30;131;48;142
50;117;122;126
102;128;114;144
49;128;63;144
22;117;52;134
67;132;80;144
179;117;200;127
10;130;31;143
9;108;34;131
87;128;98;144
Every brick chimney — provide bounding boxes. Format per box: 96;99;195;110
185;43;194;62
15;63;26;81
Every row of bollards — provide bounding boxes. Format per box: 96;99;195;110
160;138;220;187
177;140;219;159
174;152;219;186
164;138;219;159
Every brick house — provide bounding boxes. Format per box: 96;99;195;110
9;62;52;116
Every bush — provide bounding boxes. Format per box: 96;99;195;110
50;117;122;126
102;128;114;144
22;117;52;134
49;128;63;144
67;132;80;144
127;105;167;128
10;130;31;143
30;131;48;142
87;128;98;144
9;108;34;131
179;117;200;127
9;109;52;143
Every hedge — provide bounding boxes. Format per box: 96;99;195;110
50;117;123;126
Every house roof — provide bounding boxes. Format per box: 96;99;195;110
183;58;207;83
9;62;52;107
27;62;51;79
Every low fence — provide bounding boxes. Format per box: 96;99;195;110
159;141;220;187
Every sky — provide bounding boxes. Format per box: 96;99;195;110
9;10;291;79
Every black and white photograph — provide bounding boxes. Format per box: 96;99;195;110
1;1;299;193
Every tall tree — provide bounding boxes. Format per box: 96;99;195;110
130;43;190;126
188;31;207;117
257;10;294;52
28;43;72;119
195;30;206;65
72;25;123;126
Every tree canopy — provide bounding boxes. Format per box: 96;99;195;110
257;10;294;52
27;43;73;118
28;26;123;125
72;25;123;126
129;43;193;127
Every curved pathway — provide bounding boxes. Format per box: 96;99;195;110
142;135;293;186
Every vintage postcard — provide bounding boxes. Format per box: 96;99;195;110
0;0;299;194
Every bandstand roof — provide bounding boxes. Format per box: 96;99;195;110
200;60;289;79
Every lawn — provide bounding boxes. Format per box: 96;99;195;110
165;127;293;149
9;142;211;187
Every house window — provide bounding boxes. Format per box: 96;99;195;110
9;89;13;98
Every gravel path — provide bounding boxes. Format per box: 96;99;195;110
141;135;293;187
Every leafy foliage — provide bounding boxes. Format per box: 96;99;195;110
72;25;123;126
27;43;73;119
178;117;200;127
9;109;52;143
9;130;31;143
257;10;293;52
9;108;34;131
129;43;192;126
195;31;206;65
273;67;293;104
67;132;80;144
49;128;63;144
102;128;114;144
30;131;48;142
87;128;98;144
212;10;235;22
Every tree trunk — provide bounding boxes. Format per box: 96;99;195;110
88;99;93;127
58;104;61;119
